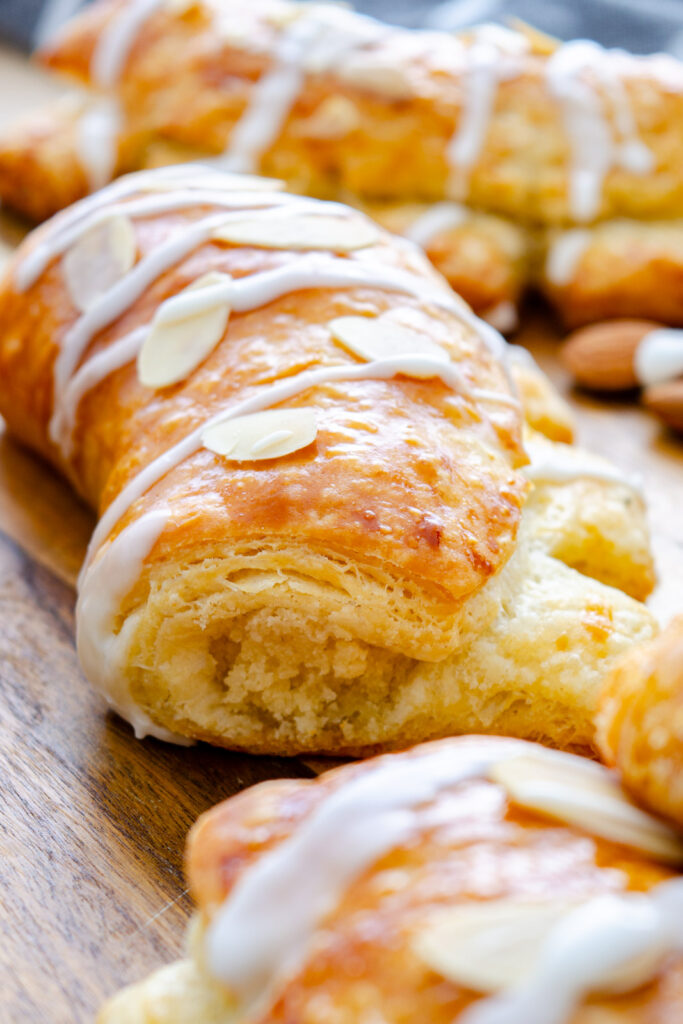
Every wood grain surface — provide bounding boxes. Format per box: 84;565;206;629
0;45;682;1024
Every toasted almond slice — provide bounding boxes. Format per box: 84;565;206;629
329;314;451;368
414;897;666;996
491;753;683;864
213;213;379;252
62;213;136;312
137;271;231;389
202;408;317;461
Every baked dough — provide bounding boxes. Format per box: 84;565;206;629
598;618;683;830
97;735;683;1024
0;168;656;754
2;2;683;327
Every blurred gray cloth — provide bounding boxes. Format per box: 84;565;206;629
2;0;683;56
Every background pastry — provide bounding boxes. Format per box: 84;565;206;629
2;0;683;328
0;166;657;754
598;617;683;830
97;735;683;1024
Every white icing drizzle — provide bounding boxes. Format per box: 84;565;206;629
53;325;148;455
15;164;247;291
634;328;683;387
205;739;514;1013
546;41;654;222
218;16;314;174
523;439;644;497
203;737;683;1021
91;0;165;88
49;211;233;424
49;242;511;457
75;98;122;193
75;506;192;744
545;229;591;287
20;188;287;292
460;883;683;1024
404;202;468;247
447;41;508;190
217;5;387;173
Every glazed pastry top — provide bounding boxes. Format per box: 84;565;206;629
0;165;525;616
187;735;683;1024
40;0;683;225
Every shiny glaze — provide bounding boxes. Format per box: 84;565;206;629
0;177;526;613
188;736;683;1024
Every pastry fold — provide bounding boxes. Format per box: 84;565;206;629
98;735;683;1024
0;168;656;754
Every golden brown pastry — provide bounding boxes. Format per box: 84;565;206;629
4;1;683;328
30;1;683;222
542;220;683;328
0;167;656;754
97;735;683;1024
598;618;683;830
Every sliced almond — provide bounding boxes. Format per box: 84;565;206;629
137;271;231;389
642;379;683;433
329;314;450;369
62;213;136;312
202;408;317;461
213;213;379;252
414;896;666;996
491;753;683;864
561;319;658;392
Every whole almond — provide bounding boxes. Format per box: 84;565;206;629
642;380;683;433
561;319;660;391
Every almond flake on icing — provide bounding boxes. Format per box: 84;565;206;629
212;214;379;252
137;271;232;389
62;213;136;313
329;315;451;371
414;897;667;997
201;408;317;461
491;753;683;864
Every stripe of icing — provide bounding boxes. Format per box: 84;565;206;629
405;202;469;247
545;229;592;286
75;506;192;743
91;0;165;88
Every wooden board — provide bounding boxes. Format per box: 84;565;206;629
0;45;682;1024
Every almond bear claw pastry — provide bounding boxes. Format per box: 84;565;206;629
97;736;683;1024
0;167;656;754
3;0;683;327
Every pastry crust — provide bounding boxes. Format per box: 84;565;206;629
0;169;657;754
3;2;683;328
597;618;683;829
98;735;683;1024
542;219;683;327
38;1;683;224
